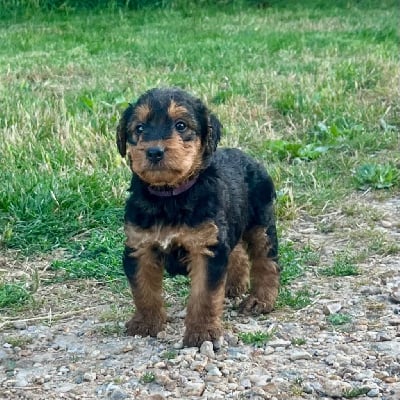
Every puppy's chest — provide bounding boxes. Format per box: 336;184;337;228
124;222;219;259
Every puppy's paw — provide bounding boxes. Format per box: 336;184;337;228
125;314;165;337
239;293;277;315
183;324;223;348
225;280;248;298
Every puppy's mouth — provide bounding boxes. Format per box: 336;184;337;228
128;136;203;187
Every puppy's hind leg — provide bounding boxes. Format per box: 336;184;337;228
225;241;250;298
239;226;280;314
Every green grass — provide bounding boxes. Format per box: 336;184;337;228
277;287;313;310
0;283;32;309
291;337;306;346
327;313;352;326
50;229;125;281
238;330;274;345
140;371;156;384
343;387;370;399
0;1;399;308
320;254;360;277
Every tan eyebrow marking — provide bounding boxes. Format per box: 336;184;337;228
168;100;191;120
134;103;151;121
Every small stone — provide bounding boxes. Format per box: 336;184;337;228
183;381;205;397
157;331;167;340
110;388;128;400
268;339;291;348
191;359;207;372
58;366;70;375
264;346;275;355
367;388;380;397
83;372;96;382
121;344;134;353
323;302;342;315
290;351;312;361
153;361;167;369
206;366;222;377
173;341;184;350
390;290;400;304
240;377;252;388
155;372;174;388
377;331;392;341
382;376;398;383
249;374;270;386
176;309;187;318
13;321;27;330
212;336;224;351
360;286;382;295
381;220;392;228
320;378;352;398
180;347;198;357
302;382;314;394
200;341;215;358
14;372;29;388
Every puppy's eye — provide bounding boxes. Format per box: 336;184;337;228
135;124;144;135
175;121;187;132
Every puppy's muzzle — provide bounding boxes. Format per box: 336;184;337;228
146;146;165;164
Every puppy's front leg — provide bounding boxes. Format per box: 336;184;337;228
183;246;227;348
123;246;166;337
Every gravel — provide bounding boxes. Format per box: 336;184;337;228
1;195;399;399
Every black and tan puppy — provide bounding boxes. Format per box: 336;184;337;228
117;87;279;347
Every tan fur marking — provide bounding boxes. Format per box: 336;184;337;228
125;242;166;336
127;134;203;187
167;100;191;121
184;253;225;346
225;241;250;297
134;103;151;122
125;221;218;257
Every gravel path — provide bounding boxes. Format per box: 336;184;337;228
1;195;399;399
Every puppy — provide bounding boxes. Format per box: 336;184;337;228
117;87;279;347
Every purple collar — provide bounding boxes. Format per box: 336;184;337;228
147;176;198;197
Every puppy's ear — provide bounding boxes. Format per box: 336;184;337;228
116;104;133;157
205;113;222;156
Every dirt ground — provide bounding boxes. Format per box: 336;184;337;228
0;193;399;399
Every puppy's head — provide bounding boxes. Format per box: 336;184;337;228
117;88;221;187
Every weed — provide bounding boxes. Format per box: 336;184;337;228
0;283;31;309
238;330;274;346
97;323;124;336
280;243;319;286
343;387;370;398
140;371;156;384
3;336;33;348
161;350;177;360
320;254;359;277
164;275;190;299
291;337;306;346
354;163;399;190
327;313;352;326
265;139;330;162
277;288;313;309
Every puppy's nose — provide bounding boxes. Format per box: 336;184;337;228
146;146;164;163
